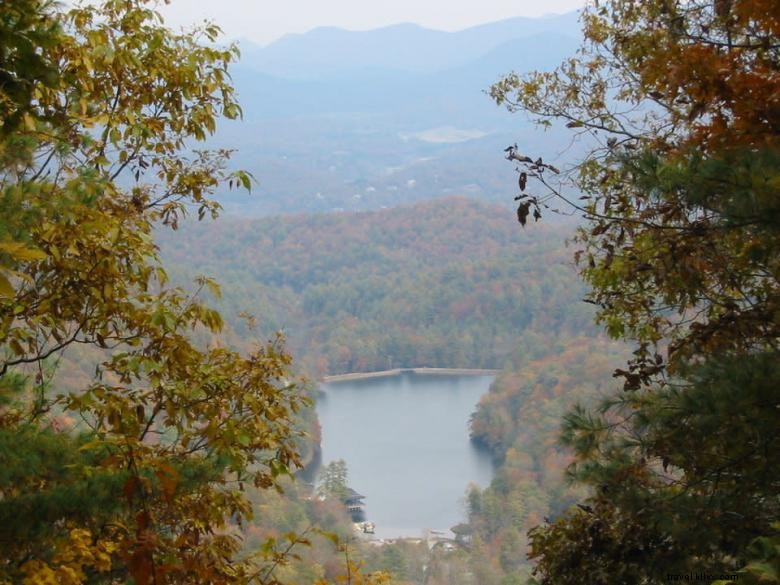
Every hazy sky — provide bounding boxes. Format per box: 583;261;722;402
156;0;587;46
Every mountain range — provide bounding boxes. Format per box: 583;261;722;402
208;12;583;216
237;12;581;79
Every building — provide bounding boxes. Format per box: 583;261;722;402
344;487;365;514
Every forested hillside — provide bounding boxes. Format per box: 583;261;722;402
460;336;628;583
3;0;776;584
158;197;594;375
152;196;634;584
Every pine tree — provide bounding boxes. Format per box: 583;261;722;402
491;0;780;582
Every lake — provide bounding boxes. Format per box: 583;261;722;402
315;372;495;539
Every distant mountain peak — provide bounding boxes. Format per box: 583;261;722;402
238;12;581;80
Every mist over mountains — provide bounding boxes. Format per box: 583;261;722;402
238;12;581;79
211;12;583;216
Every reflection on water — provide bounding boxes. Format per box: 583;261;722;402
315;372;495;538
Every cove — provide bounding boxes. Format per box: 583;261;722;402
315;371;495;539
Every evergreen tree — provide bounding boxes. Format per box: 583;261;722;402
320;459;350;502
492;0;780;582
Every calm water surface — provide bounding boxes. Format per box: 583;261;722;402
316;373;495;538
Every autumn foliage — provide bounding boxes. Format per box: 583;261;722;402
492;0;779;582
0;1;307;583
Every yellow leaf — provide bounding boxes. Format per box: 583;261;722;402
0;274;13;298
0;241;47;261
22;113;37;131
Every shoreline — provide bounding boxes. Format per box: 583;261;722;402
322;367;500;383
